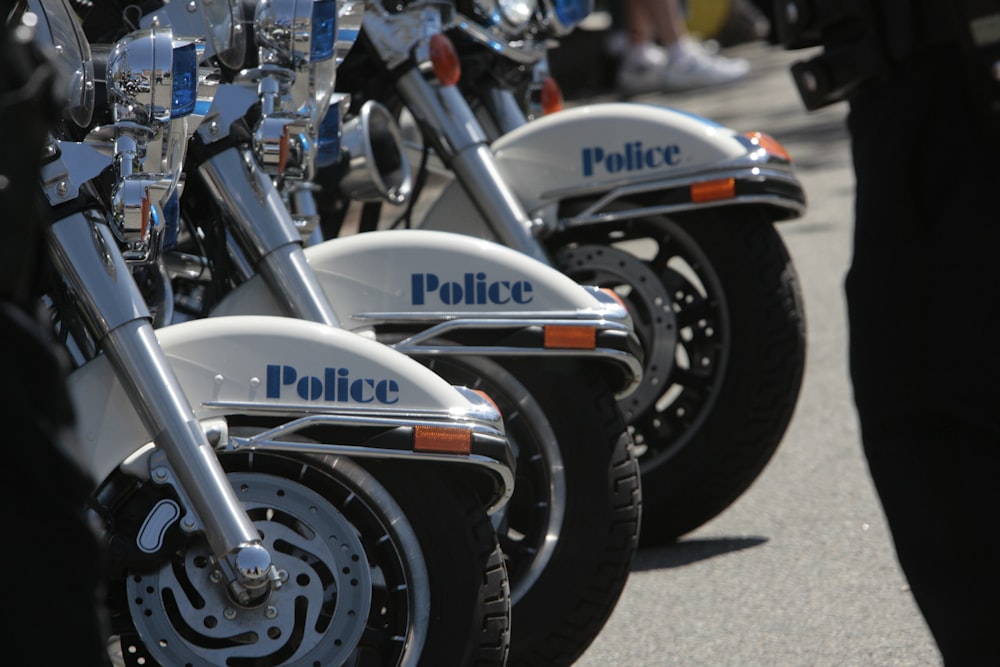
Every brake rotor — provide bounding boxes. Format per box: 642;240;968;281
125;472;372;666
555;243;678;421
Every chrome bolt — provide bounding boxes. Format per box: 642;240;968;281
264;606;278;620
223;607;237;621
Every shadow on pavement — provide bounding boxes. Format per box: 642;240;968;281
632;536;769;571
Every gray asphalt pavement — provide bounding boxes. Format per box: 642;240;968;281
569;41;943;667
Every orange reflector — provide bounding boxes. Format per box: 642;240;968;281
429;33;461;86
691;178;736;203
743;131;792;161
278;125;290;174
471;389;501;414
544;325;597;349
599;287;627;310
541;76;564;115
413;425;472;454
141;187;151;238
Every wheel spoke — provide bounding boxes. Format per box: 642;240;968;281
673;298;717;331
669;365;714;391
649;243;678;270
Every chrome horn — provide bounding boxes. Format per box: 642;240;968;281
337;98;412;204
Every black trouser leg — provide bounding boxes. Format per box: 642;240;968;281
846;47;1000;666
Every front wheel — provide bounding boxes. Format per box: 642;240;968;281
552;210;806;544
101;451;509;666
419;354;641;667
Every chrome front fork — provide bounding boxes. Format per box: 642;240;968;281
197;145;342;327
394;68;553;265
480;83;531;137
47;210;277;602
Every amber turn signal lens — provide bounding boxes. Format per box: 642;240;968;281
278;125;290;174
541;76;564;115
429;33;461;86
413;425;472;454
743;131;792;161
599;287;627;310
691;178;736;203
544;325;597;349
471;389;501;414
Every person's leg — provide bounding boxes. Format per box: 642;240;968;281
615;0;670;96
846;47;1000;666
1;305;111;667
640;0;685;45
623;0;656;45
656;0;749;91
615;0;749;94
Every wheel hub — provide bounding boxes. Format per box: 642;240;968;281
125;472;372;666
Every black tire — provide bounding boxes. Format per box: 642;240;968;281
552;210;806;545
363;459;512;667
419;354;641;667
101;451;510;666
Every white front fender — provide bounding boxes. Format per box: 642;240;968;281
211;229;617;328
68;315;490;485
491;102;749;210
419;101;802;233
429;102;747;215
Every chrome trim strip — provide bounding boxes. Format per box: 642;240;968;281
199;402;503;430
350;313;634;326
538;162;803;206
224;415;514;512
332;315;642;390
562;194;806;228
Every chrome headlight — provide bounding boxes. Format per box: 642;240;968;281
140;0;247;69
255;0;335;65
497;0;537;31
473;0;538;33
105;28;199;263
539;0;593;36
22;0;95;128
255;0;337;112
107;28;191;124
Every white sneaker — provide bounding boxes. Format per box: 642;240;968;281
615;43;669;97
661;38;750;92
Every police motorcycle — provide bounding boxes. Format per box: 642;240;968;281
326;0;808;547
26;1;517;664
122;1;643;664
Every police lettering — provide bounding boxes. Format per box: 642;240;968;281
581;141;682;177
411;272;534;305
266;364;399;404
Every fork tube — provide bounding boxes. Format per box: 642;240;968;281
46;210;261;557
481;85;530;137
394;68;553;265
198;146;342;327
